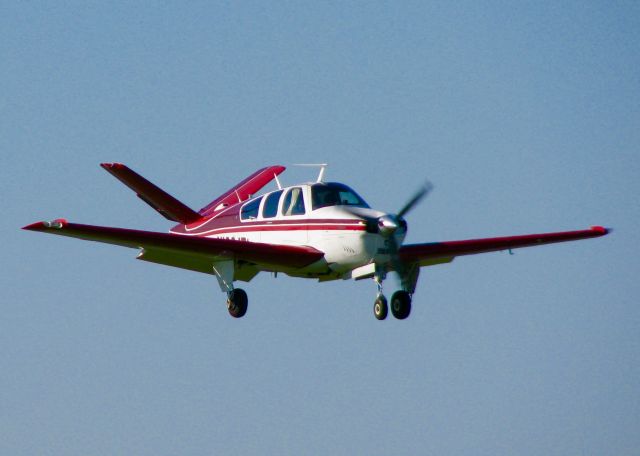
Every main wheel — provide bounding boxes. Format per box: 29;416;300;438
390;291;412;320
227;288;248;318
374;295;388;320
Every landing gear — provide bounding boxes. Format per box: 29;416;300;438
373;272;388;320
374;295;388;320
212;260;248;318
227;288;248;318
373;266;413;320
390;290;412;320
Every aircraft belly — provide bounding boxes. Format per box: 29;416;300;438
308;230;374;273
273;259;332;278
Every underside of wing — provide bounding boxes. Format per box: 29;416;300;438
22;220;324;272
399;226;610;266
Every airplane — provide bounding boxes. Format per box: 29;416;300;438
23;163;610;320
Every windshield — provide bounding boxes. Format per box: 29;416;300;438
311;183;369;210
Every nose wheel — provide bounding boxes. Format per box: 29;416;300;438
390;290;412;319
372;268;413;320
372;291;412;320
374;295;388;320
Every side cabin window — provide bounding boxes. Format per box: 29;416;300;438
311;183;369;210
281;187;306;216
262;190;283;218
240;196;263;221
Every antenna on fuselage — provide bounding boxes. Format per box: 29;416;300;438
292;163;328;183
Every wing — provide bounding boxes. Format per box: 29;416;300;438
399;226;610;266
22;220;324;274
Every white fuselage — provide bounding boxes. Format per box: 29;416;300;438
181;183;404;278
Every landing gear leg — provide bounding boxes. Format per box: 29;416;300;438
373;270;388;320
227;288;248;318
212;260;248;318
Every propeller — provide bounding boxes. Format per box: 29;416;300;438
383;182;432;276
352;181;433;275
370;181;433;238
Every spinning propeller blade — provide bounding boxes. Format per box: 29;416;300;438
397;181;433;218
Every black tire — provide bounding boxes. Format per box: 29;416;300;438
390;290;412;320
374;295;388;320
227;288;248;318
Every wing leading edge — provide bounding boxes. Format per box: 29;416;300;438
399;226;610;266
22;220;324;271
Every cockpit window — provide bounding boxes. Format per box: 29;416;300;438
282;187;306;216
240;196;263;220
311;183;369;210
262;190;283;218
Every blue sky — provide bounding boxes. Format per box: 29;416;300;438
2;2;639;455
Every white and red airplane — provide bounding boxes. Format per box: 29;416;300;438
24;163;609;320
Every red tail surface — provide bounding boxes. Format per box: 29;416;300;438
101;163;203;224
198;165;285;217
101;163;285;225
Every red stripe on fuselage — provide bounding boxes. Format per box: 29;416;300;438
173;219;366;237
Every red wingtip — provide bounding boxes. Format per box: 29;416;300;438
22;221;47;231
22;219;68;231
590;226;611;235
100;162;125;170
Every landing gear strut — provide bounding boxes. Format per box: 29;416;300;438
373;272;388;320
227;288;248;318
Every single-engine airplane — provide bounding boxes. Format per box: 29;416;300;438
23;163;609;320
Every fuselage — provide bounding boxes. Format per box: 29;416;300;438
170;182;405;278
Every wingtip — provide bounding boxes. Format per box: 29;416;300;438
100;162;125;170
22;221;46;231
590;225;612;235
22;219;68;231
